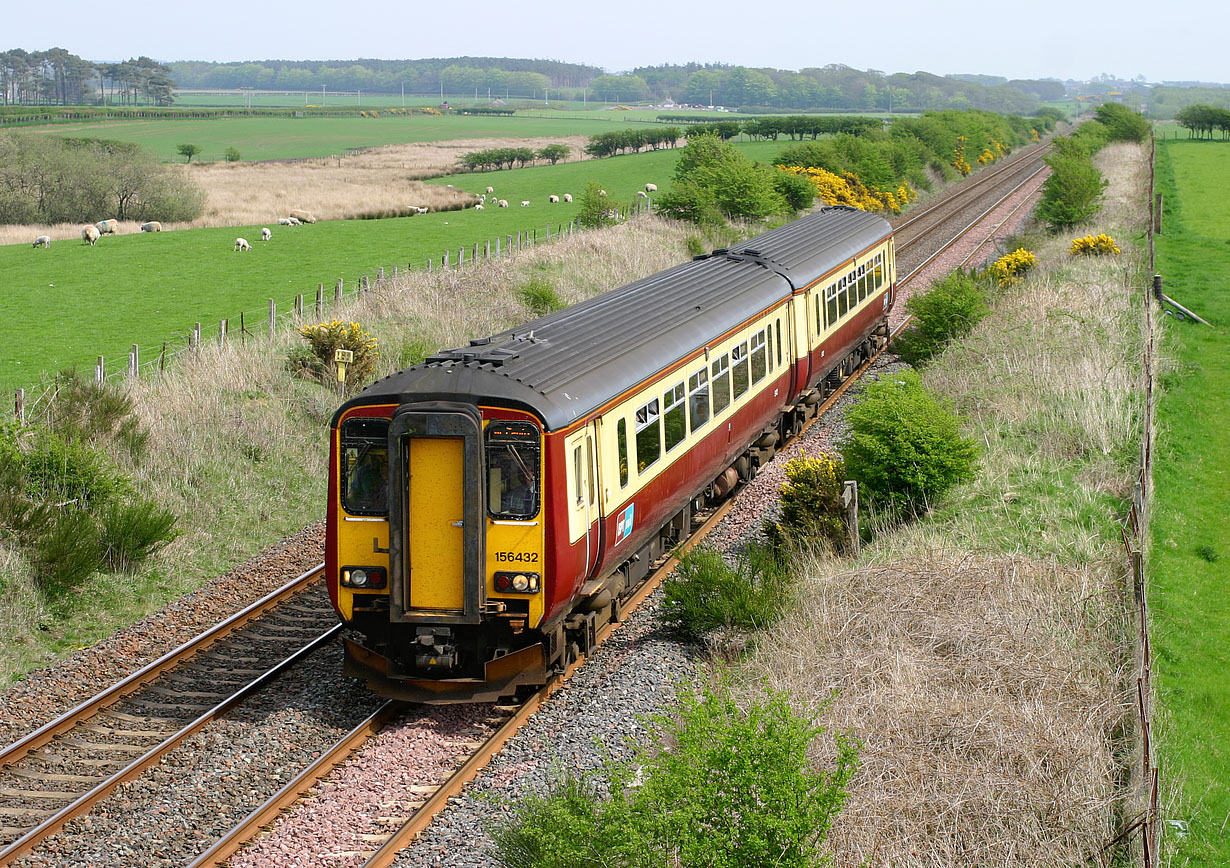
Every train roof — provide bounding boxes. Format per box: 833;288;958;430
334;207;891;431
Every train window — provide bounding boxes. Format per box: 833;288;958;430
838;276;849;319
486;421;540;520
617;418;629;488
775;318;782;366
711;355;731;415
664;382;686;452
340;418;390;516
874;254;884;290
815;292;824;333
857;265;867;302
826;284;839;329
731;341;750;399
750;330;767;384
635;398;661;472
766;324;774;373
572;444;584;505
689;368;710;432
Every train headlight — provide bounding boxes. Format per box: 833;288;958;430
494;571;540;594
341;566;386;589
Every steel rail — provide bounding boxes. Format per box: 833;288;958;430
0;565;326;769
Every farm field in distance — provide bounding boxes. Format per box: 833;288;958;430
0;146;690;394
1150;139;1230;868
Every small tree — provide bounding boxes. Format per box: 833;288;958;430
894;270;990;364
840;371;979;514
176;143;201;163
1035;149;1105;231
536;143;570;164
576;182;618;229
764;451;849;554
223;147;241;162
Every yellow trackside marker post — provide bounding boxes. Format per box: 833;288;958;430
335;348;354;383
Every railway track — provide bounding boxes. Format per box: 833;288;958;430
0;145;1051;868
0;568;335;866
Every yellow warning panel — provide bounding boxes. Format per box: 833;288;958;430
408;437;465;610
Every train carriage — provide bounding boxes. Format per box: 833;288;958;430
327;206;896;702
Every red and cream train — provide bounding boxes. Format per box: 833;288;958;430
327;206;896;702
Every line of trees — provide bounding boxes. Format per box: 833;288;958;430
457;144;571;171
1174;104;1230;139
1;49;176;106
584;128;683;159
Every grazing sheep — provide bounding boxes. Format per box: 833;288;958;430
636;190;648;198
521;200;530;207
598;189;607;196
278;217;293;226
563;193;573;203
479;194;486;203
498;199;509;208
287;216;302;225
95;219;119;234
474;203;484;210
416;206;429;214
645;183;658;192
81;225;100;245
234;237;251;251
140;221;162;232
548;195;559;203
289;209;316;224
486;186;494;194
32;235;51;248
261;227;272;241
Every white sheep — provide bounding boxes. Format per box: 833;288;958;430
289;209;316;224
498;199;509;208
636;191;648;198
479;194;487;202
474;203;484;210
416;206;429;214
520;200;530;207
645;183;658;192
95;219;118;234
32;235;51;248
278;217;293;226
548;195;559;203
563;193;573;203
140;221;162;232
261;227;272;241
234;237;251;251
81;225;100;245
598;189;607;196
486;186;494;194
288;216;302;225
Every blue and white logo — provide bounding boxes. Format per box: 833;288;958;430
615;503;635;543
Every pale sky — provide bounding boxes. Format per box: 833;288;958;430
13;0;1225;85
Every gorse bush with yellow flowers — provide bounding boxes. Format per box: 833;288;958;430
764;451;851;554
291;319;379;389
1070;233;1121;256
781;166;916;214
988;248;1038;285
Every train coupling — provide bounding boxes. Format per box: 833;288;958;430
415;627;458;669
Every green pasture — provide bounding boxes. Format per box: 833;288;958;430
0;147;698;394
27;112;658;163
1150;139;1230;867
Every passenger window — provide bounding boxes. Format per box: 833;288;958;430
750;330;767;384
664;382;686;452
731;341;750;399
826;284;838;328
635;398;661;472
617;418;629;487
689;368;710;432
711;355;731;415
775;318;782;365
815;293;823;333
572;445;584;505
838;276;849;319
766;324;774;373
874;254;884;291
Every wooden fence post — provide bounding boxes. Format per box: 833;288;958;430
159;342;167;373
378;266;385;281
295;294;304;320
193;323;201;354
129;344;139;378
458;246;464;267
428;259;433;273
335;278;344;304
219;320;228;347
843;481;860;557
1154;193;1163;234
485;239;491;260
95;355;104;384
316;284;324;317
268;299;276;339
473;242;478;263
14;389;24;424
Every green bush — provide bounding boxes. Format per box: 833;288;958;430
224;146;241;162
21;430;129;510
764;451;850;554
490;681;859;868
99;499;179;573
1036;147;1106;230
1093;103;1151;143
662;543;794;639
576;181;618;229
517;278;565;317
841;371;980;514
893;269;991;364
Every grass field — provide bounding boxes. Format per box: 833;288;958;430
1150;139;1230;867
25;113;660;163
0;148;695;394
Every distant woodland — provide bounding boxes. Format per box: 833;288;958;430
1;49;176;106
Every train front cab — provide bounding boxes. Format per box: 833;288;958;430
332;401;559;702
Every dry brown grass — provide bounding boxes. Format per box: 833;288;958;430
0;135;593;245
741;549;1130;867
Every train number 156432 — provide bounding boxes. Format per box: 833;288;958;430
494;551;539;563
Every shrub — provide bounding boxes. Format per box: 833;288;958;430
1093;103;1151;143
987;247;1037;285
1036;139;1106;231
224;147;241;162
489;680;858;868
576;182;618;229
294;319;379;389
21;430;129;510
1070;233;1122;256
894;269;990;364
840;371;980;514
764;451;850;554
662;543;793;639
99;498;179;573
517;278;565;317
